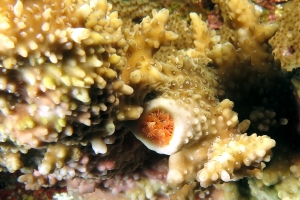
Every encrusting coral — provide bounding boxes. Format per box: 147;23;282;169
0;0;298;199
270;0;300;71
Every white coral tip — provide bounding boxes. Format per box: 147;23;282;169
91;137;107;154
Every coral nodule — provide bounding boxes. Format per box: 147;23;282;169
0;0;298;199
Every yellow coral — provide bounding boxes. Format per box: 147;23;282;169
0;0;135;176
125;0;276;189
270;0;300;71
0;0;132;149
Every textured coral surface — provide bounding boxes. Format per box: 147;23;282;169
0;0;300;199
270;0;300;71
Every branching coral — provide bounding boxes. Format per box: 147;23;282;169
0;0;298;199
124;0;277;190
166;99;274;188
0;0;131;170
0;0;143;186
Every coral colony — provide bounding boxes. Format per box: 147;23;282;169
0;0;300;199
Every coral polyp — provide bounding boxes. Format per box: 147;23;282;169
139;109;174;147
129;97;200;155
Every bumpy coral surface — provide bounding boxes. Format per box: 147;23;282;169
0;0;140;187
0;0;299;199
270;0;300;71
